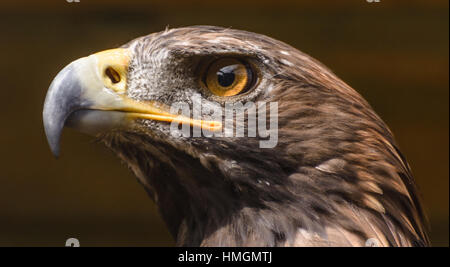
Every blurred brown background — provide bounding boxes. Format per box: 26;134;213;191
0;0;448;246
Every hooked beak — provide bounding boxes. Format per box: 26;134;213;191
43;48;221;157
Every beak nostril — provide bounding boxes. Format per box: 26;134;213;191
105;67;121;84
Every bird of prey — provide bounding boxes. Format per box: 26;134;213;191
43;26;429;247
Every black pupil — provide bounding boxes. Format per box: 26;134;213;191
217;67;235;87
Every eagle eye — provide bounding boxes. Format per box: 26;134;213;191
202;58;255;97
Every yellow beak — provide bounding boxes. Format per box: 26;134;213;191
43;48;221;156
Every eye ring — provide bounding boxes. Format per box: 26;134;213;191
202;58;256;97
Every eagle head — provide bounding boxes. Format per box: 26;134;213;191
43;26;429;246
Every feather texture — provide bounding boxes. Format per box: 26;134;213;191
96;26;429;246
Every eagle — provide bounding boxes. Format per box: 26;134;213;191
43;26;429;247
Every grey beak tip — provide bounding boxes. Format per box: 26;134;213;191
49;141;60;158
43;120;62;158
43;62;83;158
51;149;60;158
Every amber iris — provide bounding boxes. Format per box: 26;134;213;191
204;58;253;97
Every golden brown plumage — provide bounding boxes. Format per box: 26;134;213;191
43;26;429;246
